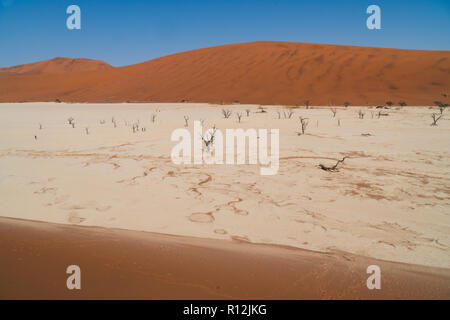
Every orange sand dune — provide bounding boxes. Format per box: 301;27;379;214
0;57;112;75
1;217;449;299
0;41;449;105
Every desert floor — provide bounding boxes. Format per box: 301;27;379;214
0;102;449;272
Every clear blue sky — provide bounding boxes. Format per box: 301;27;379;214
1;0;449;67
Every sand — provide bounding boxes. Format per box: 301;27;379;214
1;42;449;105
0;102;449;273
1;217;449;299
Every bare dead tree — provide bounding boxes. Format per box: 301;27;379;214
297;116;309;135
338;119;341;127
151;114;157;123
222;109;232;119
305;100;310;109
200;126;217;152
237;112;243;123
431;113;443;126
284;109;294;119
377;111;389;118
67;117;74;125
434;101;449;114
277;111;281;119
184;115;189;127
330;108;337;118
85;127;89;135
245;109;251;117
39;123;43;130
257;106;267;113
318;156;348;172
358;109;365;119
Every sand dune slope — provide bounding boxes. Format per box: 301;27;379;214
0;57;112;75
0;42;449;105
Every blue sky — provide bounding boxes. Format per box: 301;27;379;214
1;0;449;67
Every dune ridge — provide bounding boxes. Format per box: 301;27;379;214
0;41;449;105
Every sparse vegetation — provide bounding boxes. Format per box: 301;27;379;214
399;101;407;107
200;126;217;152
330;108;337;118
297;116;309;135
257;106;267;113
434;101;449;114
305;100;310;109
284;109;294;119
318;157;348;172
386;101;393;107
222;109;232;119
431;113;443;126
358;109;365;119
344;102;350;108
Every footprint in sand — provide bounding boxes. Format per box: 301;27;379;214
214;229;227;235
68;212;86;224
188;212;214;223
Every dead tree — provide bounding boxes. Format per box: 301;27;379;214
237;112;243;123
222;109;232;119
284;109;294;119
245;109;251;117
151;114;157;123
305;100;310;109
318;157;348;172
67;117;74;125
330;108;337;118
297;117;309;135
85;127;89;135
200;126;217;152
358;109;365;119
257;106;267;113
431;113;443;126
184;115;189;127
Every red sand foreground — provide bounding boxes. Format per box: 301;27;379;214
0;41;449;106
0;217;449;299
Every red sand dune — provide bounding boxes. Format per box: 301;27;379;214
0;41;449;105
0;57;112;75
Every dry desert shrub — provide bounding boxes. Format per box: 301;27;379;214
318;157;348;172
222;109;232;119
431;113;443;126
297;116;309;135
330;108;337;117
